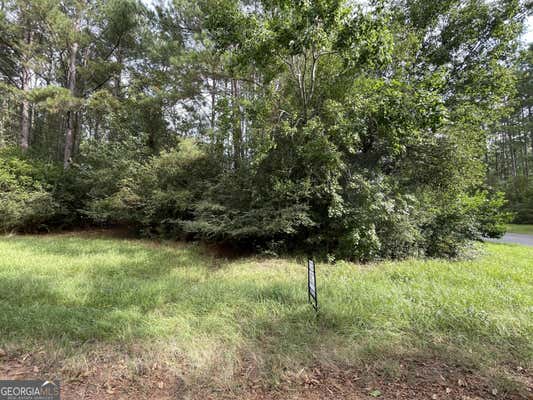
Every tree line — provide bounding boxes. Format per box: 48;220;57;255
0;0;530;260
487;44;533;222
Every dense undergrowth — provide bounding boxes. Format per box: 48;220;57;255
0;144;509;261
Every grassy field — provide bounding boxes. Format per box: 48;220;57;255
507;224;533;235
0;233;532;398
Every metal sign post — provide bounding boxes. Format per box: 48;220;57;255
307;259;318;311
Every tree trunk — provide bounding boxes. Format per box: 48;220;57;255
20;30;32;151
114;48;122;98
64;40;79;169
73;111;81;156
20;86;30;150
94;119;99;141
506;123;517;177
501;132;508;179
210;76;216;130
231;79;242;169
0;97;6;147
521;108;528;177
529;106;532;155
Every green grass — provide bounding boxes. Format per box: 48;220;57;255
507;224;533;235
0;233;531;388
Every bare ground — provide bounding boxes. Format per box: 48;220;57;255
1;350;531;400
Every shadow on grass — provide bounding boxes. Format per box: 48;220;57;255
0;236;317;345
0;234;530;383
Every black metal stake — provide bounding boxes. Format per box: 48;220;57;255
307;259;318;312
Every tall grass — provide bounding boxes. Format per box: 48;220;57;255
507;224;533;235
0;234;531;386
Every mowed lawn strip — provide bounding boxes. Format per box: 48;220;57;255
0;234;531;388
507;224;533;235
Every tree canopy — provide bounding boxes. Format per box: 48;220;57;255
0;0;530;260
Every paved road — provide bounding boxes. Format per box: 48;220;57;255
486;233;533;246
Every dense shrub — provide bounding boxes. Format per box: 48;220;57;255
502;176;533;224
421;191;509;258
0;148;60;232
82;139;215;235
64;139;147;225
79;137;509;261
0;138;510;260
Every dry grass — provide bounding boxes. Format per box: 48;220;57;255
0;233;531;397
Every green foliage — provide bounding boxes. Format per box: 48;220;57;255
63;139;148;225
421;191;511;258
472;191;513;237
487;45;533;221
84;139;212;233
0;0;527;260
0;148;59;231
29;86;83;113
501;176;533;223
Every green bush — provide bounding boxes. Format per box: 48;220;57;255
502;176;533;224
1;139;510;259
0;148;59;232
324;173;424;261
83;139;214;236
67;140;145;225
420;190;510;258
77;134;511;261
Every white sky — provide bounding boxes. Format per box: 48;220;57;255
524;16;533;44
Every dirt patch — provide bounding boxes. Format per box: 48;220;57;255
1;352;530;400
16;226;138;239
0;352;180;400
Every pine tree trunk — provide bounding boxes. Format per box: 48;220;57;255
20;86;30;150
506;124;517;177
114;48;122;98
231;79;242;169
529;106;532;155
522;108;529;177
210;76;216;130
20;30;32;151
64;40;79;169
